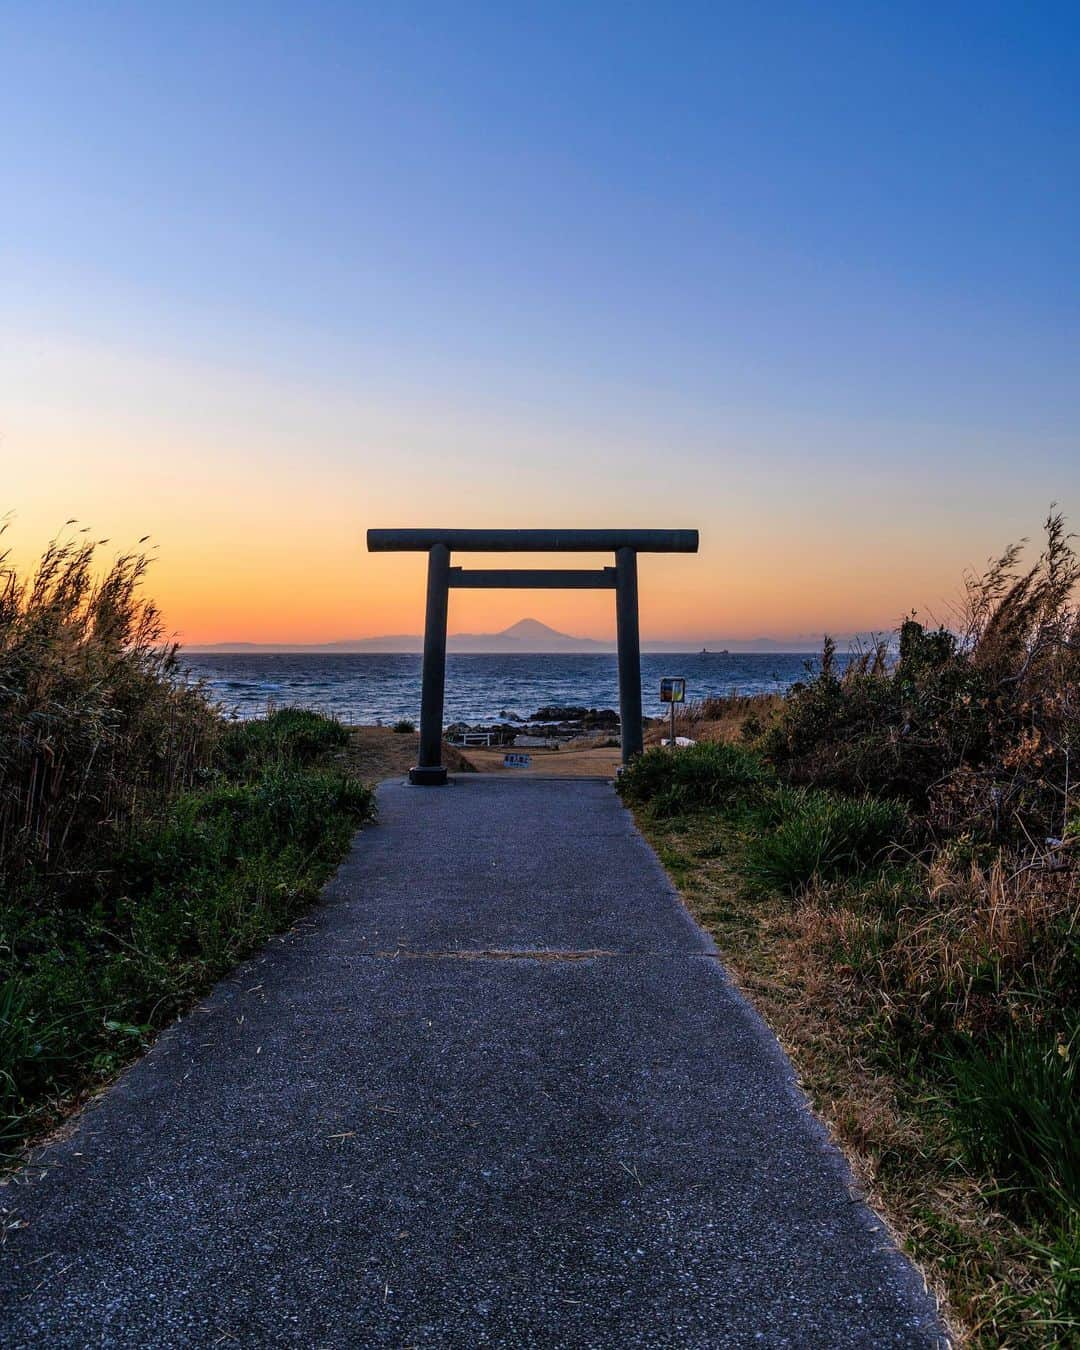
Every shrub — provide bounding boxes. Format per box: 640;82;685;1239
218;707;348;775
392;718;416;733
617;741;773;816
762;512;1080;846
745;789;907;894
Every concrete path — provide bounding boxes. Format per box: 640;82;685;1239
1;777;944;1347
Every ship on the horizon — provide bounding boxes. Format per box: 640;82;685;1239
701;646;730;655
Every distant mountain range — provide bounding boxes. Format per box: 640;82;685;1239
184;617;845;654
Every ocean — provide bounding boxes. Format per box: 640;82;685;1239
180;652;830;725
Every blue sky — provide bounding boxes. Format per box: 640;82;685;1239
2;3;1078;642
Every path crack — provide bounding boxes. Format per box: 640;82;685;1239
374;948;620;962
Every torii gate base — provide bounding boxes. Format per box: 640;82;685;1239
366;529;700;784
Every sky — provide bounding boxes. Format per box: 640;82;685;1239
2;2;1078;646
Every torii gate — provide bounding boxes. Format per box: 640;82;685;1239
366;529;700;784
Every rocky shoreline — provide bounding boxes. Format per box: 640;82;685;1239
445;704;621;748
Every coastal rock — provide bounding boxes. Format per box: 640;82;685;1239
529;706;619;729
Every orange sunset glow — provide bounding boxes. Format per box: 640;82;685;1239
4;10;1078;1343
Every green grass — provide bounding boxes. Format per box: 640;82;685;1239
218;706;350;772
744;788;908;894
1;709;375;1155
616;740;772;815
946;1026;1079;1220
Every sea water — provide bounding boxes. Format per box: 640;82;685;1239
181;652;833;725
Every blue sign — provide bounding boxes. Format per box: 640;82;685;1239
660;677;686;703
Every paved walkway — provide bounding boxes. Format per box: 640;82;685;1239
1;777;943;1347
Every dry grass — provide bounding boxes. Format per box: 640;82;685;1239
0;524;219;891
341;726;475;783
460;743;622;776
625;518;1080;1341
644;692;785;748
641;801;1077;1346
792;852;1076;1035
901;854;1075;1030
643;812;1037;1344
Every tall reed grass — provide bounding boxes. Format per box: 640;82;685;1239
0;524;219;896
0;525;375;1153
765;511;1080;847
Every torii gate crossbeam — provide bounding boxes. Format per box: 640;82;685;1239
367;528;700;784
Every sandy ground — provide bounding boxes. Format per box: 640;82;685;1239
458;743;622;777
344;726;622;780
343;726;476;783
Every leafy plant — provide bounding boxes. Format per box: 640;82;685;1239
617;741;773;816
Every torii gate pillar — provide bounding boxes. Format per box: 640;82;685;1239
366;529;700;784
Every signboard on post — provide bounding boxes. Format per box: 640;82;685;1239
660;677;686;749
503;752;532;769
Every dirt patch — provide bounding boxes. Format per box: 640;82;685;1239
343;725;621;782
460;744;621;777
342;727;476;784
373;948;618;961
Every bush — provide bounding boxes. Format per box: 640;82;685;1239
617;741;773;816
762;513;1080;846
392;718;416;733
218;707;348;774
745;789;907;894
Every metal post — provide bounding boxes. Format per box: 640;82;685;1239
615;547;643;763
670;699;676;751
410;542;450;785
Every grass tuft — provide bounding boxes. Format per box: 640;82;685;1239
745;789;908;894
616;740;773;815
947;1027;1079;1219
